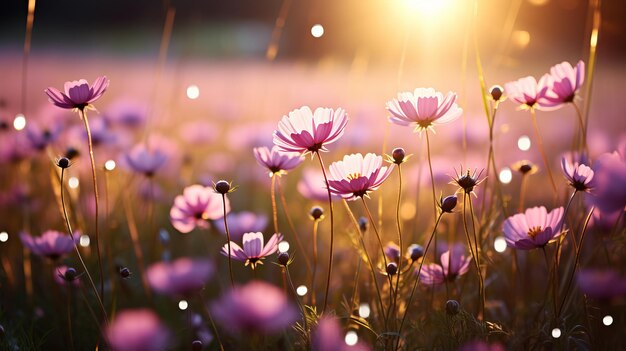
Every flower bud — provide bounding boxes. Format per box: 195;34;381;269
119;267;131;279
489;85;504;102
64;267;77;281
278;252;290;266
192;340;203;351
65;147;80;160
407;244;424;261
214;180;231;194
56;157;71;169
446;300;460;315
386;262;398;276
391;147;406;165
310;206;324;221
439;195;458;213
358;217;368;232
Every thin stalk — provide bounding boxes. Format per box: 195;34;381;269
396;213;444;350
311;219;319;307
519;174;528;213
349;256;362;318
542;246;557;320
462;193;483;319
361;198;389;274
198;294;225;351
391;164;404;327
315;152;334;313
425;131;438;218
79;108;105;305
270;175;279;233
277;180;312;274
60;168;108;323
286;266;309;347
557;206;594;318
572;103;587;152
343;200;387;327
221;194;235;288
530;109;558;196
121;189;152;301
468;194;485;318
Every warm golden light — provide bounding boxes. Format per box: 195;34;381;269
404;0;450;15
512;30;531;49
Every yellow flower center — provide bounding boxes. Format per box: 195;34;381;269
527;226;543;239
347;172;361;180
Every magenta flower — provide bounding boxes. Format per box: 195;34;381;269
20;230;78;260
146;258;214;297
253;146;304;176
419;246;472;285
169;185;229;233
542;60;585;108
211;280;297;334
123;142;168;177
45;76;109;110
327;153;394;201
503;206;565;250
273;106;348;155
221;232;283;269
386;88;462;133
213;211;268;242
504;75;551;110
576;269;626;299
105;309;170;351
561;156;594;192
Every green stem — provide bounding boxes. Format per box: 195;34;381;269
530;108;558;197
276;179;312;274
396;213;443;350
315;152;335;313
80;108;105;308
60;168;108;324
286;266;309;347
221;194;235;288
270;175;279;233
425;130;438;219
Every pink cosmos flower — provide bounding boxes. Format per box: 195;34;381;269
45;76;109;110
504;75;551;110
105;309;170;351
327;153;394;201
503;206;565;250
20;230;78;260
146;258;214;297
542;60;585;108
213;211;269;242
386;88;462;133
169;185;229;233
211;280;297;334
253;146;304;176
123;142;169;177
561;156;594;192
221;232;282;269
273;106;348;155
419;245;472;285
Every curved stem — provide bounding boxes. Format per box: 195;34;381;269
286;266;309;347
542;246;557;320
557;206;594;319
462;193;483;319
530;109;558;197
396;213;443;350
277;179;312;274
572;103;587;152
198;294;225;351
270;175;279;234
390;164;404;328
468;195;485;319
60;168;108;324
221;194;235;288
343;200;387;328
361;198;389;273
425;130;438;218
311;219;319;306
80;108;105;307
315;152;334;313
